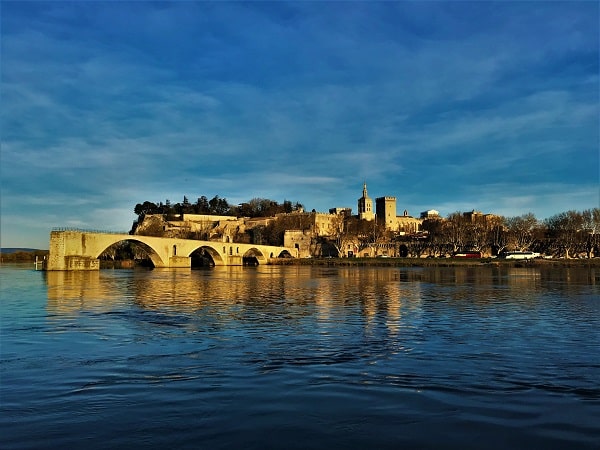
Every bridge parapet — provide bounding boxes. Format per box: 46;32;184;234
52;227;131;234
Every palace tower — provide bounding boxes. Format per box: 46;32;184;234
357;182;374;221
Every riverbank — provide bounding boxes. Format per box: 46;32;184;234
270;257;600;268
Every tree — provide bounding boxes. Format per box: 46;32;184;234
207;195;230;215
443;212;469;254
505;213;540;251
329;214;355;257
467;218;490;253
181;196;191;214
134;201;159;217
344;217;372;254
196;196;210;214
545;211;583;258
262;214;311;246
486;215;508;256
283;200;293;214
421;218;449;256
579;208;600;258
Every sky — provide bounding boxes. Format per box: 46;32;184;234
1;1;598;249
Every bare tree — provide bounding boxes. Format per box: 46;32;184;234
505;213;540;251
421;218;447;256
486;215;508;256
468;219;489;253
580;208;600;258
330;214;354;257
443;212;469;254
545;211;583;258
405;236;429;258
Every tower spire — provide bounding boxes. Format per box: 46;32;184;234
358;181;374;221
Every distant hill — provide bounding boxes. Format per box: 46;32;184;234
1;248;46;254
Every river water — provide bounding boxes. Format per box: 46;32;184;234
1;263;599;449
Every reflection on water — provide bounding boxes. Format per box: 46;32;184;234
2;264;598;449
45;265;597;315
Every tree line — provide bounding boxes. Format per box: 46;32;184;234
0;249;49;262
134;196;304;221
404;209;600;258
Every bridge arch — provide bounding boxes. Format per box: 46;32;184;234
94;237;167;268
187;244;225;266
240;247;267;266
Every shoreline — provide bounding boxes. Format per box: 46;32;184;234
269;257;600;268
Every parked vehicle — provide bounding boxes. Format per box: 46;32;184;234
453;251;481;258
500;251;540;260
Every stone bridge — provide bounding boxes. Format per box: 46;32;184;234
45;230;297;270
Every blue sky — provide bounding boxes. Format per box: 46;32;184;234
1;1;598;249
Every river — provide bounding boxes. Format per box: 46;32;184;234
1;264;599;449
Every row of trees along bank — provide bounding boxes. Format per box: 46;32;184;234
269;208;598;258
405;209;600;258
258;208;600;259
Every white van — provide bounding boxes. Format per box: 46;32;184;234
503;251;540;260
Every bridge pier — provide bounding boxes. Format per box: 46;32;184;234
225;255;244;266
169;256;191;268
45;255;101;271
64;256;100;270
46;231;100;271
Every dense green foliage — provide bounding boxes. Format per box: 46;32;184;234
134;196;303;220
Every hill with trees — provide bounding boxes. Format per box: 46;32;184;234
134;196;303;221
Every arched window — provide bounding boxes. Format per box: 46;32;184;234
173;245;177;256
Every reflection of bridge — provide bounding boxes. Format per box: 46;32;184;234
45;230;297;270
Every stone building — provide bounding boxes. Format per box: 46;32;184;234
463;210;499;223
420;210;441;219
359;183;423;233
376;196;397;229
395;210;422;234
283;230;315;258
357;183;374;221
329;207;352;217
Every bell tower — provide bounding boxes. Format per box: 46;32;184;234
357;182;374;221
